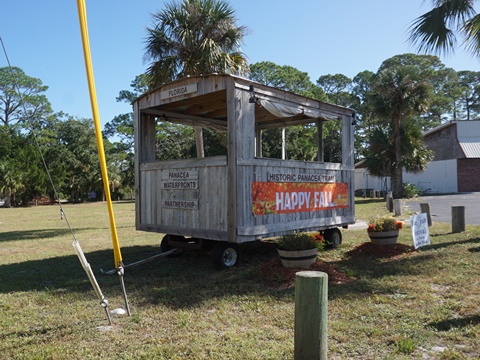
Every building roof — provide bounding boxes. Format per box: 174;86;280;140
457;121;480;158
425;120;480;158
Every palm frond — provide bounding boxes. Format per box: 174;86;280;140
462;13;480;56
408;0;476;56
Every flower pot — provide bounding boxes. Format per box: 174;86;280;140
368;230;399;245
277;248;318;268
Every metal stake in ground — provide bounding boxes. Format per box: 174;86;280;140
116;266;131;316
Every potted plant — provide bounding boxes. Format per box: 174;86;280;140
277;232;324;268
367;216;403;245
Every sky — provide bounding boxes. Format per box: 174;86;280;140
0;0;478;130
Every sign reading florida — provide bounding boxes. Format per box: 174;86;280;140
252;182;349;215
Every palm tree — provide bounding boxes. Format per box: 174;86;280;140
364;120;434;181
144;0;248;87
409;0;480;58
144;0;249;158
0;162;25;207
369;66;431;198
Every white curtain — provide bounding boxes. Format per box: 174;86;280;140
259;99;339;121
258;99;302;117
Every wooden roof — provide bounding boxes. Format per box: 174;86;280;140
134;74;355;131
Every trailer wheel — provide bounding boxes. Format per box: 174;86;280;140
323;228;342;249
161;234;185;255
212;243;239;269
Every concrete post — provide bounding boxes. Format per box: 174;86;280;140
393;199;402;216
294;271;328;360
386;193;393;212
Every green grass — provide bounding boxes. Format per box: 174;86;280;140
1;199;480;359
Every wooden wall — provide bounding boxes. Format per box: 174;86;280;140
138;156;354;243
138;156;228;241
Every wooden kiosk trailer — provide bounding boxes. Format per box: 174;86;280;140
134;74;356;268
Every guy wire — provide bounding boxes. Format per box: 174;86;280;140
1;35;113;324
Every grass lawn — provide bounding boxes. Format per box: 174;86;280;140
1;199;479;359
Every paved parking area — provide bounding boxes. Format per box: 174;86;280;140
405;192;480;225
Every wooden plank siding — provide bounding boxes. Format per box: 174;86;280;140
138;157;354;243
138;157;228;238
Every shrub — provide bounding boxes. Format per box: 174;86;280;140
368;216;403;232
278;232;324;251
403;182;420;198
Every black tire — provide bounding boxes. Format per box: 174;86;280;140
212;243;240;269
160;234;185;256
323;228;342;249
160;234;172;253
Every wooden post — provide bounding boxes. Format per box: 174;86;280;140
370;190;375;198
420;203;432;227
226;78;238;244
294;271;328;360
452;206;465;233
317;120;324;162
194;127;205;158
393;199;402;216
255;128;262;158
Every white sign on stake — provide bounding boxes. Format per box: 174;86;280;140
410;213;431;249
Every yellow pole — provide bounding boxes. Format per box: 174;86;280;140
76;0;122;268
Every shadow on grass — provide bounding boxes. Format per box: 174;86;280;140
0;247;115;294
327;250;439;299
0;324;69;341
420;237;480;251
468;246;480;253
355;198;385;205
0;241;291;309
0;237;471;310
429;314;480;331
0;228;100;243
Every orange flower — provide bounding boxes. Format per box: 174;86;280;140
368;216;402;232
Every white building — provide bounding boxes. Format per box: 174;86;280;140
355;120;480;194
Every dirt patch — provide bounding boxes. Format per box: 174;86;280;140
259;259;354;290
345;242;415;259
259;242;416;290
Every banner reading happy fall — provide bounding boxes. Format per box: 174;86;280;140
252;182;349;215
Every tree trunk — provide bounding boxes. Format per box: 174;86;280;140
3;195;11;208
194;127;205;158
392;117;403;198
